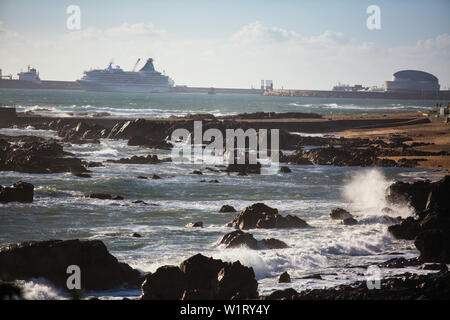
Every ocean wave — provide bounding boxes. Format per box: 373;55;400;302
18;279;67;300
16;104;236;119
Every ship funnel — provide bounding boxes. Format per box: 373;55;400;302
139;58;155;72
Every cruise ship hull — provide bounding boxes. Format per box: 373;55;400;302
77;80;170;93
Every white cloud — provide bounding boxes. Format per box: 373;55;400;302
231;21;300;43
0;20;448;90
61;22;166;42
231;21;349;47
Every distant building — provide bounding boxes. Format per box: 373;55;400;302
261;79;273;90
384;70;440;92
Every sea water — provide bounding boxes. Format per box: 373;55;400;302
0;89;443;299
0;88;443;118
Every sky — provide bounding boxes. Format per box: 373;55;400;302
0;0;449;90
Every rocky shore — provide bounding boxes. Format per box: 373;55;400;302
1;111;449;300
3;119;446;178
2;110;449;173
0;239;141;291
1;181;449;300
387;175;450;263
263;270;450;300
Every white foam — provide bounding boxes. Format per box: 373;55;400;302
342;168;412;218
18;279;67;300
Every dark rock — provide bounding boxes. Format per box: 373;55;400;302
378;257;421;268
227;203;308;230
108;119;170;142
378;215;402;224
0;281;23;300
133;200;147;205
0;139;87;174
387;176;450;262
386;179;435;213
72;172;91;178
189;170;203;175
263;288;298;300
179;254;226;293
420;263;448;271
112;196;124;200
140;266;187;300
57;121;106;144
200;179;218;183
107;155;161;165
89;193;112;200
131;233;142;238
216;261;258;300
220;230;258;249
279;166;292;173
181;289;214;300
304;146;388;167
0;239;141;291
396;158;424;168
280;150;313;165
261;238;288;249
0;181;34;203
256;214;309;229
82;161;103;168
415;229;450;263
278;272;291;283
227;203;278;230
424;176;450;212
300;274;323;280
220;230;288;250
226;163;261;175
127;135;147;146
177;254;259;299
287;271;450;300
137;176;148;179
330;208;353;220
150;174;161;180
128;135;172;150
186;221;203;228
219;205;237;213
388;217;421;240
343;217;358;225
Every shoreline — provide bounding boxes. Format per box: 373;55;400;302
1;108;449;300
3;109;449;172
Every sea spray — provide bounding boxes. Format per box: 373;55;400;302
343;169;390;213
342;169;412;218
18;279;67;300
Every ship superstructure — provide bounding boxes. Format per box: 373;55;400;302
18;66;41;83
77;58;174;93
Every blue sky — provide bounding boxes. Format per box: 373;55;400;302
1;0;449;89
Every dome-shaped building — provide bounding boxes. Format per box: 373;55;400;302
384;70;440;91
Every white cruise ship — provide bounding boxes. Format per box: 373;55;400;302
77;58;174;93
